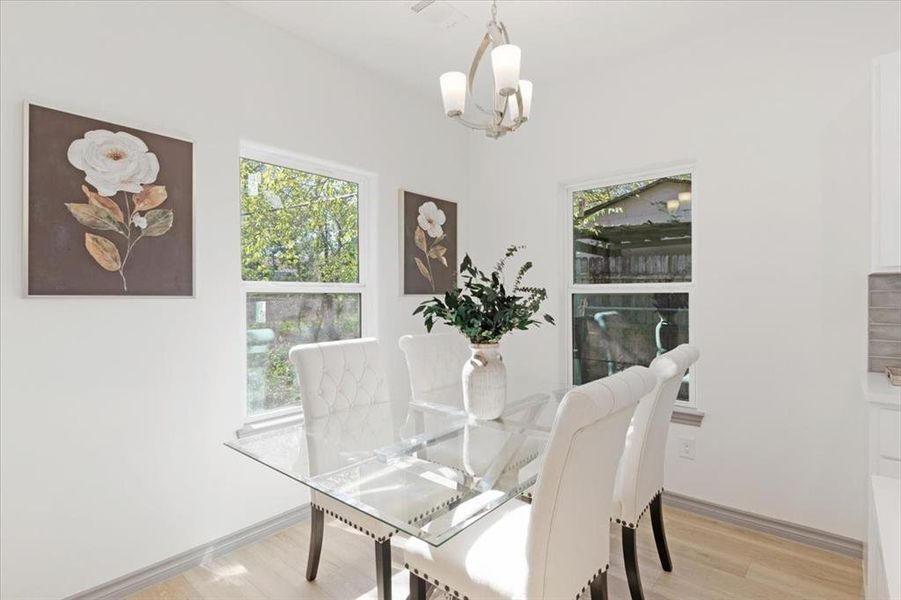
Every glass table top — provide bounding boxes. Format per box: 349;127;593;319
226;385;567;546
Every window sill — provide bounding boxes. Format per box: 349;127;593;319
671;406;704;427
236;410;303;439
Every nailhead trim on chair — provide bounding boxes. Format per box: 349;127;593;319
312;503;398;542
404;563;469;600
316;496;469;541
404;562;609;600
576;564;610;600
612;488;664;529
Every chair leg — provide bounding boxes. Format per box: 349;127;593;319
650;494;673;572
623;525;645;600
305;506;324;581
409;572;428;600
374;539;392;600
589;571;608;600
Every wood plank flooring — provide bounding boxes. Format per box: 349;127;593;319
132;505;862;599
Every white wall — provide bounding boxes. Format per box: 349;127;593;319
466;2;900;541
3;1;900;597
0;2;467;598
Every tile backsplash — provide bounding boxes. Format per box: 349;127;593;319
869;273;901;372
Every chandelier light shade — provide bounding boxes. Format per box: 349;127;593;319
438;0;531;138
490;44;521;96
440;72;467;117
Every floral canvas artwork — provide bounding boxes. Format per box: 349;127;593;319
26;104;193;296
402;191;457;294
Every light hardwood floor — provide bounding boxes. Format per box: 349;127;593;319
132;505;862;599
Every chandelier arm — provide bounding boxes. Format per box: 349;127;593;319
451;114;494;131
474;103;496;117
497;96;510;125
494;87;522;128
497;21;511;45
515;88;524;123
469;19;512;118
467;31;493;98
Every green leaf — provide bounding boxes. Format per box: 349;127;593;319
414;226;427;253
414;256;432;283
133;185;168;211
142;209;174;237
81;185;125;223
65;203;123;233
84;233;121;271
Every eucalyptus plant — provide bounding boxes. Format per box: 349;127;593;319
413;245;555;344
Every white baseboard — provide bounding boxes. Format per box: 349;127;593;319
66;492;862;599
66;504;311;600
664;491;863;558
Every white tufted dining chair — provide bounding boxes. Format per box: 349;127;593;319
289;338;397;598
611;344;700;600
398;332;470;407
404;366;657;600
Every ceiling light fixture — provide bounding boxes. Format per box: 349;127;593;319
438;0;530;139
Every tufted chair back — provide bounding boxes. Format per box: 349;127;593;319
289;338;390;419
399;332;470;406
613;344;700;526
525;366;656;599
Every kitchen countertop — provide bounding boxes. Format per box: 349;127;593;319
863;372;901;407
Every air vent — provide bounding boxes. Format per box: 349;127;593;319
410;0;436;13
410;0;468;30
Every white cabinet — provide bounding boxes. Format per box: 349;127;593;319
864;374;901;600
868;476;900;600
872;52;901;273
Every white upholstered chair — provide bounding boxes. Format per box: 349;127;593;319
288;338;397;598
398;332;470;407
611;344;700;600
404;366;657;600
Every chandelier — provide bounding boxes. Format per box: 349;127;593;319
439;0;531;139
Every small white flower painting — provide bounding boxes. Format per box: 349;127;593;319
26;104;193;296
402;191;457;295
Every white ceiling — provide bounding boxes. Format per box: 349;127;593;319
228;1;775;99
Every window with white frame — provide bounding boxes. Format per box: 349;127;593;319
241;147;370;418
566;168;695;404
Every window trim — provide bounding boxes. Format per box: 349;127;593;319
239;142;378;425
562;161;698;408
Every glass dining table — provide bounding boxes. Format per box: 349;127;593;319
225;384;568;550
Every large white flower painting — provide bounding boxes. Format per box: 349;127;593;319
403;191;457;294
64;129;174;292
26;104;192;297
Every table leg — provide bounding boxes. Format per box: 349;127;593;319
305;506;324;581
374;539;392;600
409;572;428;600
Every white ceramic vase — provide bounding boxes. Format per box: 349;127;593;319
461;343;506;420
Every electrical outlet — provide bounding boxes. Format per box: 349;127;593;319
678;437;696;460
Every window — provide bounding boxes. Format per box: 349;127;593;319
241;147;371;419
566;168;695;405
